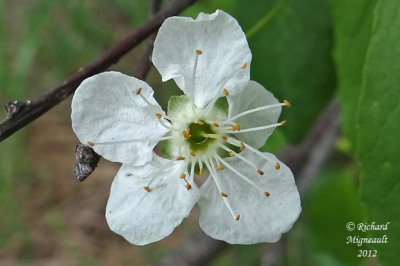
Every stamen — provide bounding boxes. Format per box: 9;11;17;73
236;214;240;221
226;122;283;134
231;123;241;131
257;169;264;175
138;91;154;107
241;63;248;69
199;168;204;175
144;186;151;192
265;191;271;197
217;165;224;171
190;150;196;157
215;154;265;195
180;173;186;179
196;49;203;55
221;192;228;197
213;122;220;127
240;142;245;150
226;137;276;164
177;156;185;160
228;151;235;157
156;113;162;119
284;99;291;107
275;162;281;170
219;145;260;173
186;184;192;190
182;130;191;139
196;120;205;125
205;159;238;220
223;88;229;96
227;102;286;121
222;136;228;142
87;135;173;146
199;159;204;175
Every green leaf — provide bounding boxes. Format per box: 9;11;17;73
356;0;400;264
332;0;377;150
236;0;336;143
305;169;366;265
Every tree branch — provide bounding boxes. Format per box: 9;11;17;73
157;99;341;266
0;0;198;142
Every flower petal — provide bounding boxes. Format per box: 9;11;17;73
71;71;169;165
198;150;301;244
153;10;251;108
106;154;199;245
228;81;281;149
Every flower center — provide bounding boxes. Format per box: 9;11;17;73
186;121;216;152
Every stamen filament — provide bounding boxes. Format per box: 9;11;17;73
88;135;172;146
218;145;258;171
215;154;264;195
139;93;154;107
205;159;237;220
226;122;282;134
226;137;276;164
228;103;286;121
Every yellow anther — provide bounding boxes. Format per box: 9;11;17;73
177;156;185;160
199;168;204;175
180;173;186;179
197;120;205;125
136;88;142;95
231;124;241;131
221;192;228;197
156;113;162;119
284;99;291;107
182;130;191;139
240;142;245;150
235;214;241;221
87;141;95;147
144;186;151;192
190;151;196;157
217;165;225;171
228;151;235;157
257;169;264;175
186;184;192;190
223;88;229;96
265;191;270;197
241;63;248;69
196;49;203;55
280;120;287;126
213;122;220;127
275;162;281;170
222;136;228;141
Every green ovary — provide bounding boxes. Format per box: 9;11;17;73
187;122;216;152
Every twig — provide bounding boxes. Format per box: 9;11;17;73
0;0;198;143
157;99;341;266
134;0;163;79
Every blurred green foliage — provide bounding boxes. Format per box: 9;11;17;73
1;0;399;265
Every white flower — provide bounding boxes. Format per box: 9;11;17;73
71;10;301;245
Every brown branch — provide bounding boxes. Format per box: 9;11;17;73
0;0;198;143
157;99;341;266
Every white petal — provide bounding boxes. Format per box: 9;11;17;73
153;10;251;108
198;151;301;244
228;81;281;149
106;155;199;245
71;71;169;165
